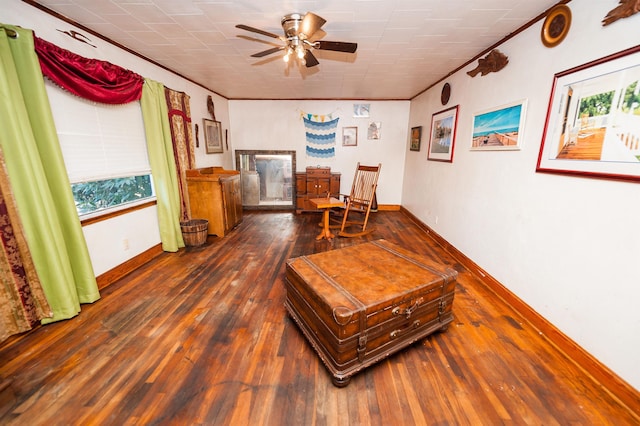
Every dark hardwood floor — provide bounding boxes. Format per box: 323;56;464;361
0;210;637;425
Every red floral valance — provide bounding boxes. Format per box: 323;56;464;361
34;36;144;104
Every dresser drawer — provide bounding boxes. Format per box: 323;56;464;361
306;167;331;178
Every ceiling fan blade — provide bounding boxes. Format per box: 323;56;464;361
315;40;358;53
251;46;284;58
236;24;281;39
300;13;326;39
304;50;320;67
238;35;282;48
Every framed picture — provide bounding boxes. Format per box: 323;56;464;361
203;118;223;154
353;103;370;118
367;121;381;140
427;106;459;162
410;126;422;151
471;99;527;151
537;45;640;182
342;126;358;146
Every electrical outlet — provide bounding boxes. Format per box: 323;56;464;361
123;238;129;250
435;216;439;224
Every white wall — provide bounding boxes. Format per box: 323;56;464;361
229;100;409;203
403;1;640;390
3;0;231;275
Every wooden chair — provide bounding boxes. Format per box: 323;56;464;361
338;163;381;237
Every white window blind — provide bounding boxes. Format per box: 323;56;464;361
44;79;150;184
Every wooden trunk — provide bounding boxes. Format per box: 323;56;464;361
285;239;457;387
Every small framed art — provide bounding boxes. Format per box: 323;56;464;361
410;126;422;151
342;127;358;146
203;118;223;154
353;104;370;118
367;122;381;140
427;106;459;162
471;100;526;151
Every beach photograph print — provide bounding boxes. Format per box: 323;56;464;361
428;105;459;162
537;45;640;182
471;100;526;150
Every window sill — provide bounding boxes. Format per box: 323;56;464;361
80;199;157;226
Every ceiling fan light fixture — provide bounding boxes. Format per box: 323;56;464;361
283;46;294;62
237;12;357;69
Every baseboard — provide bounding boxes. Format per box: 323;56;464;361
96;243;164;290
375;204;400;211
400;206;640;418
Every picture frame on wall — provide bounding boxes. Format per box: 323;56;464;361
353;103;370;118
367;121;381;140
203;118;223;154
427;105;459;162
537;45;640;182
342;126;358;146
410;126;422;151
471;99;526;151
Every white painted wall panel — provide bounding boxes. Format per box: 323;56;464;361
404;0;640;389
229;100;410;204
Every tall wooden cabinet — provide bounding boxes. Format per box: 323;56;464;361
186;167;242;237
295;166;341;213
221;174;242;231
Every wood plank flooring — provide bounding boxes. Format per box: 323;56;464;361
0;210;638;425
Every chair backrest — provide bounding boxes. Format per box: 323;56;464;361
348;163;381;209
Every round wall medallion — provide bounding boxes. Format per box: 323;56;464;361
441;83;451;105
541;4;571;48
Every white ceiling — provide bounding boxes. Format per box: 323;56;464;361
31;0;562;100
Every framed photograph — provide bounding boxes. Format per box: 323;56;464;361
342;127;358;146
428;106;459;162
367;121;381;140
353;104;370;118
537;45;640;182
203;118;223;154
410;126;422;151
471;99;527;151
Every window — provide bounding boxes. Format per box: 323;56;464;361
44;80;154;217
71;175;153;216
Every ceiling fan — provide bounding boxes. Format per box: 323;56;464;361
236;12;358;67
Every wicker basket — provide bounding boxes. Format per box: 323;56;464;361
180;219;208;247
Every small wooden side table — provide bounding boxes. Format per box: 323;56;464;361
309;197;344;240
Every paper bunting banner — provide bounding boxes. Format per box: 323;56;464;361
300;111;336;122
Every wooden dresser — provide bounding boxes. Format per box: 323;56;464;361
295;167;340;213
186;167;242;237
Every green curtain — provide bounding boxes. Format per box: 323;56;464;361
140;79;185;252
0;25;99;324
